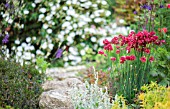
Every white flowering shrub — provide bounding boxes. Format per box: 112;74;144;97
0;0;113;66
70;67;113;109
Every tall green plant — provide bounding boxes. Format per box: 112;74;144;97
98;30;165;102
131;0;170;86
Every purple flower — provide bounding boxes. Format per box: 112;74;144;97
55;49;63;58
5;34;9;38
142;4;148;9
159;5;164;8
133;11;137;14
141;4;152;10
5;3;10;8
2;34;9;44
2;38;9;44
146;5;152;10
108;67;111;71
142;26;146;30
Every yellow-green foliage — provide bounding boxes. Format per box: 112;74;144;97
0;105;14;109
111;96;128;109
138;82;170;109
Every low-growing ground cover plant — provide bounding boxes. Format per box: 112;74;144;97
70;67;113;109
0;56;45;109
70;67;131;109
138;82;170;109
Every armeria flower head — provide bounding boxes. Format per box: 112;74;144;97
110;57;116;61
140;56;146;63
103;39;110;45
149;56;154;62
161;28;168;33
160;40;166;44
120;56;126;64
126;56;131;60
130;55;136;61
98;50;104;55
144;48;150;54
111;36;119;44
116;46;120;49
104;44;113;51
116;49;120;54
167;4;170;8
55;49;63;59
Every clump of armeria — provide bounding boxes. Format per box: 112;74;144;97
70;67;113;109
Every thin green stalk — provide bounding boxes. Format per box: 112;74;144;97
149;7;153;32
127;61;131;100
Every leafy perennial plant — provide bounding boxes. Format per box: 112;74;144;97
98;30;165;101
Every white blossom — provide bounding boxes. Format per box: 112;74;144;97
23;10;29;14
15;40;20;45
16;52;22;57
47;29;52;34
39;8;46;13
91;37;97;42
66;16;71;21
43;24;49;29
32;3;36;7
80;50;86;55
26;37;31;43
41;42;47;49
63;6;68;10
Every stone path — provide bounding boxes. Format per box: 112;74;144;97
39;66;87;109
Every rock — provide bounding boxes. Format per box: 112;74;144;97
42;78;83;91
46;66;87;78
39;90;73;109
40;66;87;109
46;71;80;80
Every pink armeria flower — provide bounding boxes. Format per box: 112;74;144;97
149;56;154;62
144;48;150;54
140;56;146;63
103;39;110;45
98;50;104;55
111;57;116;61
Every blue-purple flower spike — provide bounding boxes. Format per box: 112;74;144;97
142;4;147;9
133;11;137;14
146;5;152;10
2;34;9;44
141;4;152;10
5;3;10;8
55;49;63;58
159;5;164;8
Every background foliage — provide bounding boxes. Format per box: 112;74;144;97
0;0;113;67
